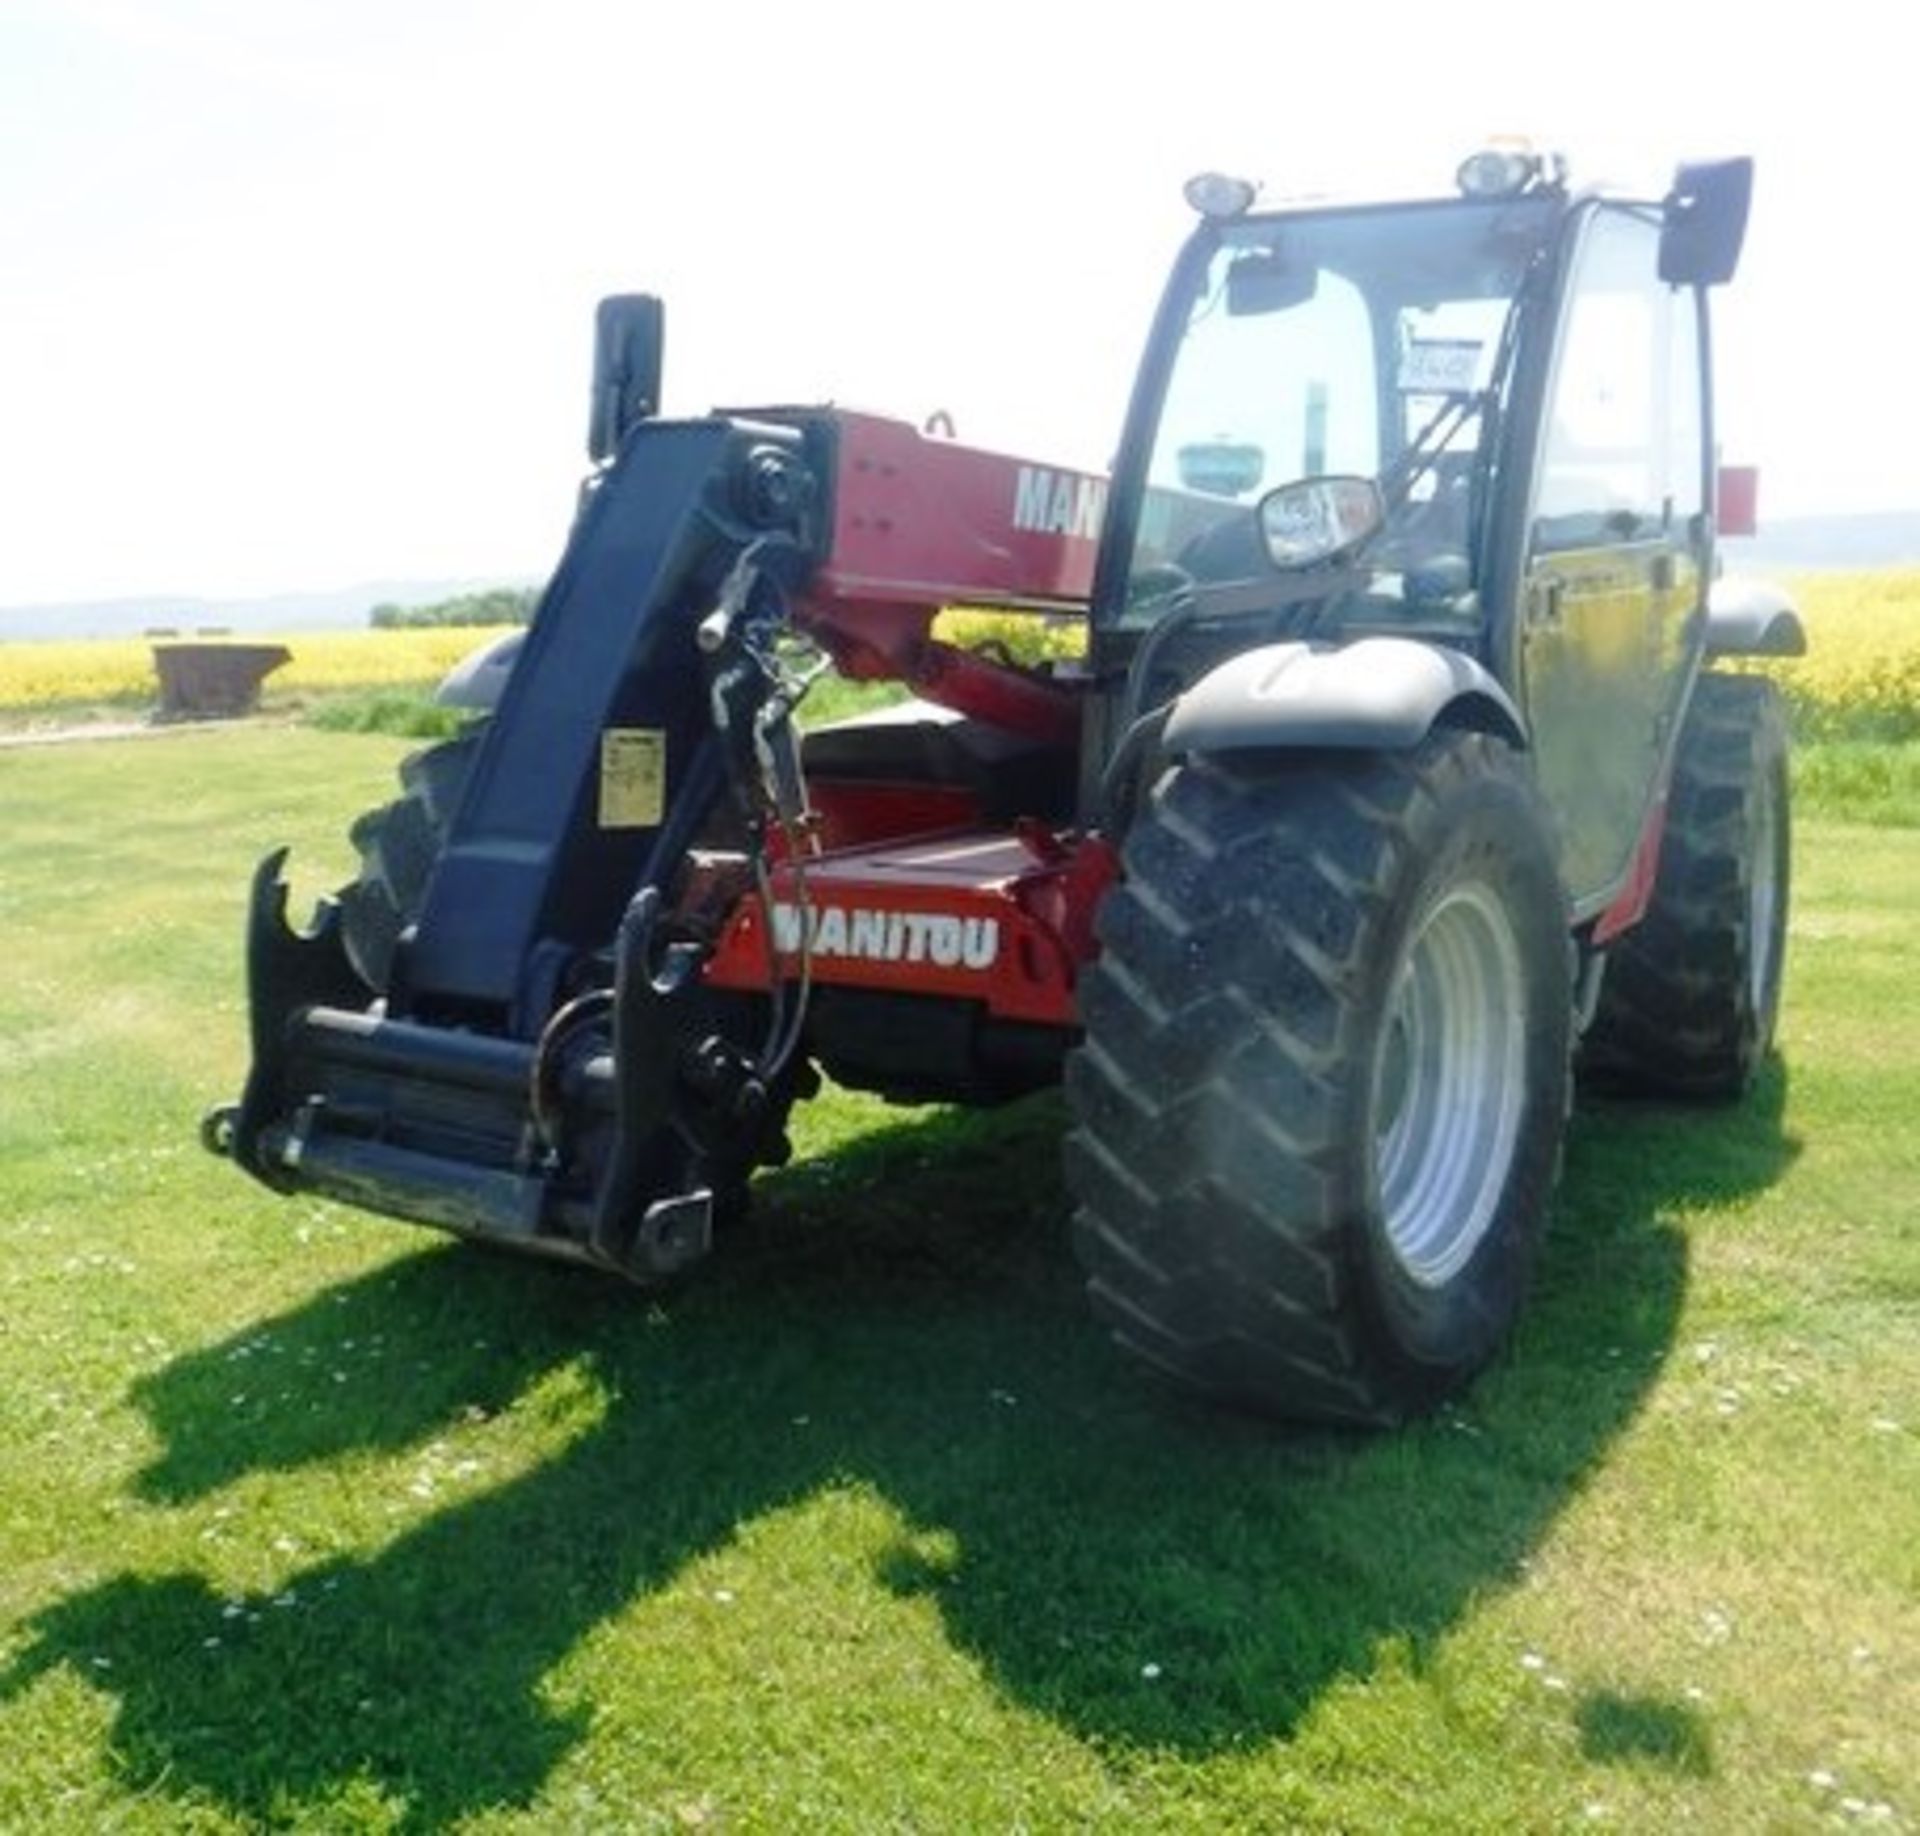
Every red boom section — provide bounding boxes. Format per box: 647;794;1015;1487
704;829;1119;1026
793;412;1107;745
698;413;1119;1025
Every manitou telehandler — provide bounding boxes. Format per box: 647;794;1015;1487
206;147;1805;1423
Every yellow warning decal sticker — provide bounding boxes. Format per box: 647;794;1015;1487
598;728;666;828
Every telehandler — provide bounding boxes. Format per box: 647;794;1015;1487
207;146;1804;1422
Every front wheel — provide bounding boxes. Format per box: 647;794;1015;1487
1065;732;1573;1424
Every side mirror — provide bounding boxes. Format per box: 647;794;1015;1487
1660;158;1753;287
1258;476;1383;571
588;294;665;464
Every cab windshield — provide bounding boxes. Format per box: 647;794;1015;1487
1122;195;1560;629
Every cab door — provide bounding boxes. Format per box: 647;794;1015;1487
1520;206;1707;913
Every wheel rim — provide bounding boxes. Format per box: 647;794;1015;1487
1371;882;1528;1289
1748;774;1782;1017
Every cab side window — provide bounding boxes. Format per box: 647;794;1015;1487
1533;209;1703;553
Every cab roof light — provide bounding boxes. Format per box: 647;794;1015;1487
1456;140;1568;198
1184;172;1259;221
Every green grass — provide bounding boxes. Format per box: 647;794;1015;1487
1795;738;1920;827
303;688;471;740
0;728;1915;1831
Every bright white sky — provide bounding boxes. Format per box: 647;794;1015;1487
2;0;1913;605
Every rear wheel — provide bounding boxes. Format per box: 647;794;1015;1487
1065;732;1573;1424
1581;673;1790;1099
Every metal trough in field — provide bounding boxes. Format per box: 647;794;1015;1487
150;641;291;720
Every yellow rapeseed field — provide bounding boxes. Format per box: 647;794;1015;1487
1765;568;1920;739
0;627;521;712
942;573;1920;738
2;569;1916;735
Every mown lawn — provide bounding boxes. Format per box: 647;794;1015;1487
0;727;1914;1831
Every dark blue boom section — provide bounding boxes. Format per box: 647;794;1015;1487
209;414;823;1277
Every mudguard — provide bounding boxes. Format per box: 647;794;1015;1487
434;628;525;712
1163;635;1527;755
1705;578;1806;660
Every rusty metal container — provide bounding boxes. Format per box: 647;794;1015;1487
150;642;291;720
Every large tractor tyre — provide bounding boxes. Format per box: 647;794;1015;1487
1580;673;1790;1101
336;729;485;994
1064;732;1574;1425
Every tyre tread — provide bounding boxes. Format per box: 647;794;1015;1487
1066;735;1569;1423
1582;673;1791;1099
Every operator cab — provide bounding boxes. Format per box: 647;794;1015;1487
1109;185;1559;642
1093;144;1753;915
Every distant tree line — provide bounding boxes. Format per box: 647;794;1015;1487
368;587;538;629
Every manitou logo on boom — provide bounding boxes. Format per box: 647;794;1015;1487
1012;465;1108;540
770;903;1000;970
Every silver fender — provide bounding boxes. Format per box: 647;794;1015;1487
434;629;526;712
1705;577;1806;660
1163;636;1527;755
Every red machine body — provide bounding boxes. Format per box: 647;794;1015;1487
703;828;1118;1027
703;411;1117;1030
792;412;1103;746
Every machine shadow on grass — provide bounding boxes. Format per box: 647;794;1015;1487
1;1069;1796;1827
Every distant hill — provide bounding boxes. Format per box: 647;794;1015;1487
0;578;538;643
1724;510;1920;573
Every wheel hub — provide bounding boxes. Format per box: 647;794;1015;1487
1371;881;1528;1288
